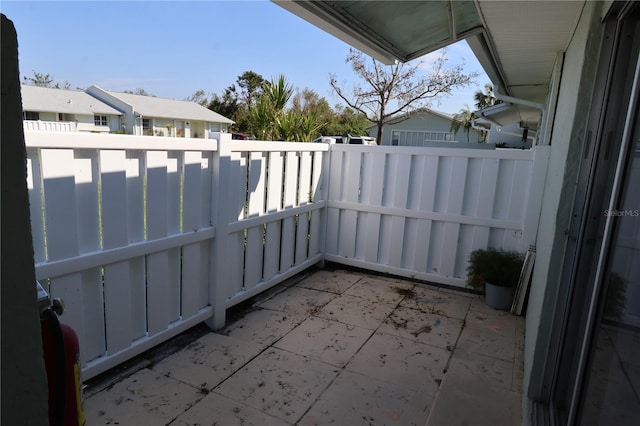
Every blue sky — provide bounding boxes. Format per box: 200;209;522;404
2;0;490;115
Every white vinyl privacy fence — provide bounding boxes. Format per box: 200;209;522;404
25;130;548;379
324;144;550;287
25;131;327;379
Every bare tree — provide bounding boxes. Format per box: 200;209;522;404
330;48;477;144
123;88;155;97
184;89;210;106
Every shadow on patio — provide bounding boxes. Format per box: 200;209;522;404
84;266;524;425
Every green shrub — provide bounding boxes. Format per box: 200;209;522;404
467;248;524;290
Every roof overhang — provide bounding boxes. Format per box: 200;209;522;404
474;102;539;131
274;0;586;126
274;0;484;64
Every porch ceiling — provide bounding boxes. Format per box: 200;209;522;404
275;0;586;106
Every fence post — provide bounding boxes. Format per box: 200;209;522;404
206;132;233;330
318;144;333;268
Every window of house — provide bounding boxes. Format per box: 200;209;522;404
392;131;400;146
94;115;108;126
23;111;40;120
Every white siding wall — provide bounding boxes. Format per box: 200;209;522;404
524;0;605;399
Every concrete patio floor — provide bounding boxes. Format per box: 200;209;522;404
84;266;524;425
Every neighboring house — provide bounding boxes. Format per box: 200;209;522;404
278;1;639;424
86;85;233;138
21;84;122;132
367;108;483;146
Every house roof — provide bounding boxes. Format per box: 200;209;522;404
21;85;122;115
364;108;454;130
91;87;234;124
275;0;586;125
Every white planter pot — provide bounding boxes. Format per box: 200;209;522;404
485;282;515;310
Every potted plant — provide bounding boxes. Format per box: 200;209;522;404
467;248;524;310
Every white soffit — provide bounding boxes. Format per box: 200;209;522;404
274;0;483;64
275;0;585;107
475;0;585;102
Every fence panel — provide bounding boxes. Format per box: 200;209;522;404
324;144;550;288
26;131;217;380
216;138;329;310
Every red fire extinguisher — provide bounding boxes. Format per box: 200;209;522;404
40;298;86;426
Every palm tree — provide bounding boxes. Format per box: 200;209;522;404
263;74;293;111
250;96;275;140
474;84;498;110
450;106;476;142
296;111;324;142
249;75;295;140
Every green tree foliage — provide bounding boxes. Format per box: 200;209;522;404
455;83;498;143
23;71;70;89
450;105;477;143
324;105;371;136
247;76;331;142
208;88;241;123
330;48;477;144
209;71;266;132
207;71;370;140
236;71;266;107
474;83;498;110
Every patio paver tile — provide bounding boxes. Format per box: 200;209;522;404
214;347;340;423
399;284;472;320
426;371;522;426
465;307;518;337
438;286;478;298
274;316;373;367
258;286;337;317
299;370;431;426
469;295;506;315
220;308;306;346
344;276;414;305
84;368;201;426
447;347;515;391
346;332;449;396
84;268;525;426
315;293;396;330
379;306;463;350
295;268;362;294
152;333;266;390
170;391;287;426
456;326;516;362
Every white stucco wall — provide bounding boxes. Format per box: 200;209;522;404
523;0;606;410
86;86;136;134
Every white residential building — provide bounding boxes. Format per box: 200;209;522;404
21;85;123;133
366;108;484;146
86;85;233;138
